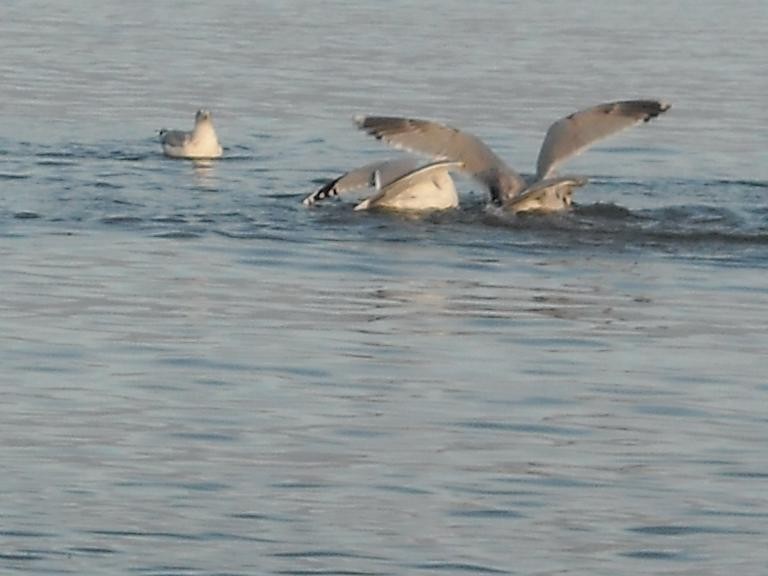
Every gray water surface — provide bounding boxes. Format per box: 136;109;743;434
1;1;767;575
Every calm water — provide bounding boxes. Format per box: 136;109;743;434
2;1;767;574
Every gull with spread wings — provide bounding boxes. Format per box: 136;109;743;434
354;99;670;214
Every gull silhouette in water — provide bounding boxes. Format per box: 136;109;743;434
354;99;671;214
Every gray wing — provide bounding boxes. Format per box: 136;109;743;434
302;157;419;206
159;129;192;147
535;99;671;180
355;115;526;203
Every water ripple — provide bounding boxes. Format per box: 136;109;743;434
455;420;589;436
628;525;760;536
408;562;511;574
620;550;682;560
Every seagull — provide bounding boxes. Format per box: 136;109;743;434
158;109;223;159
303;157;463;211
355;99;670;214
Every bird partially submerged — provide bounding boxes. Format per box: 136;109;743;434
303;157;463;212
158;109;223;159
355;100;670;214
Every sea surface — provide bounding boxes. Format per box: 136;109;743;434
1;1;767;574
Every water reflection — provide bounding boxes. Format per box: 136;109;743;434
192;159;217;189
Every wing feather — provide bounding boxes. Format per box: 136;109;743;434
159;129;192;148
355;116;525;203
536;99;670;180
302;157;419;206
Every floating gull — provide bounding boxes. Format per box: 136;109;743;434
158;109;223;159
355;99;670;214
304;157;463;211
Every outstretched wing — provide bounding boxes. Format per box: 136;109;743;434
535;99;671;180
303;157;419;206
355;115;525;203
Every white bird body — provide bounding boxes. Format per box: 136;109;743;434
304;158;461;212
354;161;460;211
355;100;670;214
159;110;223;159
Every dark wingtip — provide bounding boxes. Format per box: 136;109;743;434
355;115;390;141
354;114;378;139
643;100;672;122
354;115;417;141
302;177;340;206
354;114;380;135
